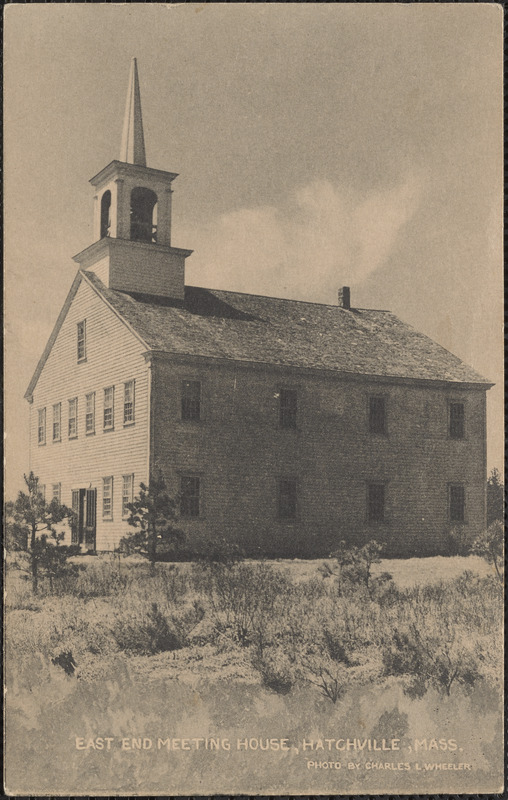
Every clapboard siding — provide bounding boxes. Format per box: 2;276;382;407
30;277;149;551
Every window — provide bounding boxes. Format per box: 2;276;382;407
449;402;465;440
77;320;86;362
368;483;385;522
102;476;113;520
52;403;61;442
369;396;386;435
449;484;465;523
52;483;61;504
180;476;200;518
122;474;134;518
38;408;46;445
279;389;297;429
124;380;135;424
85;392;95;434
278;478;297;520
68;398;78;438
103;386;115;430
39;484;46;501
181;380;201;421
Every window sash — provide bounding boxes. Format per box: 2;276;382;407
124;380;135;424
52;403;61;442
181;380;201;421
180;476;200;517
122;474;134;517
68;398;78;438
102;476;113;519
279;389;297;429
368;484;385;522
38;408;46;444
449;403;465;439
369;397;386;435
450;485;465;522
85;392;95;434
77;320;86;361
278;478;297;519
52;483;61;503
103;386;114;430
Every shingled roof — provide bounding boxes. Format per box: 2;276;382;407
83;271;489;385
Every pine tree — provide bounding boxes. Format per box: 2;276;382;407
5;472;77;594
120;474;184;574
486;467;504;526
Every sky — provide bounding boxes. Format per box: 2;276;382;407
4;3;503;498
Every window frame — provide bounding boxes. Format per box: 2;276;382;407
123;380;135;426
102;476;113;521
368;395;387;436
52;402;62;443
52;483;61;504
367;482;386;523
181;379;202;422
277;476;298;521
180;475;201;518
279;388;298;430
448;401;466;440
77;320;87;363
122;473;134;518
103;386;115;431
85;392;96;435
68;397;78;439
37;407;46;446
449;483;467;524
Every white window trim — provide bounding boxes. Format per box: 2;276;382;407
77;320;87;363
38;407;46;446
102;476;113;520
122;473;134;518
123;380;135;426
103;386;115;431
68;397;78;439
85;392;96;435
52;402;62;443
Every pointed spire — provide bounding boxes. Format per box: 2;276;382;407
120;58;147;166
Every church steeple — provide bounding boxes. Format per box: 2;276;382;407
73;59;192;300
120;58;146;166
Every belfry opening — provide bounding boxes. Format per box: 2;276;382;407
130;187;158;243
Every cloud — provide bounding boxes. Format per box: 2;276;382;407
184;170;424;303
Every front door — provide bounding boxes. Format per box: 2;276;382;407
84;488;97;551
71;488;96;551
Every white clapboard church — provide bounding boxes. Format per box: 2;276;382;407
25;60;492;558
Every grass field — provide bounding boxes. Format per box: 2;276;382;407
5;552;504;794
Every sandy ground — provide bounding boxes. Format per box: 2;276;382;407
67;552;495;589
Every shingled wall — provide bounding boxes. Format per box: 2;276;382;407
150;356;487;558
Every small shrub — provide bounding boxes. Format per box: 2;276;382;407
324;539;391;599
113;603;185;655
382;623;481;697
253;647;296;694
322;629;350;665
472;521;504;582
304;660;346;704
205;562;291;650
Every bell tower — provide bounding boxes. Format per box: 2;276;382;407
73;58;192;300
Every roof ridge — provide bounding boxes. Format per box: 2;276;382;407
186;284;391;312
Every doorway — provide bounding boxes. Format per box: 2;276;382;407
71;488;97;552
